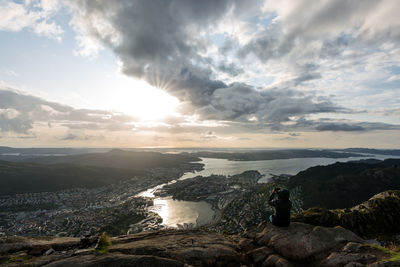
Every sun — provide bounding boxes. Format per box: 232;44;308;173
110;77;180;121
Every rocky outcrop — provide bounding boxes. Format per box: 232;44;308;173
1;222;398;266
255;222;363;262
0;236;82;255
292;190;400;238
287;159;400;209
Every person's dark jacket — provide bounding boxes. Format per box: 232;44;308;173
269;189;292;227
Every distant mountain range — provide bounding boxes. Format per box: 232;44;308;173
0;149;201;169
185;149;365;161
1;146;400;161
342;148;400;156
0;146;107;155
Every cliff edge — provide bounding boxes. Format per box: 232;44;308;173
1;224;399;266
292;190;400;239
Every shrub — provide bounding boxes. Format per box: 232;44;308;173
94;232;112;253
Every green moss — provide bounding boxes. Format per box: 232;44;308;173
368;244;400;262
388;254;400;262
2;255;31;264
94;232;112;254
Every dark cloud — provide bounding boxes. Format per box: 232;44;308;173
61;133;80;140
69;0;257;106
61;133;104;141
217;62;243;76
64;0;400;136
73;0;341;128
203;131;218;140
237;24;293;61
279;136;297;141
196;83;340;128
315;121;400;132
316;123;366;132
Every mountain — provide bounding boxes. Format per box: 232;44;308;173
0;150;203;195
0;160;148;195
287;158;400;209
187;149;363;161
343;148;400;156
0;146;106;155
0;149;201;170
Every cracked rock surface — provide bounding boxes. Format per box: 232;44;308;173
1;222;397;266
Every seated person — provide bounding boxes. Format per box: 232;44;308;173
268;187;292;227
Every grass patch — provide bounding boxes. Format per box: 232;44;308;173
94;232;112;254
368;244;400;262
0;255;32;264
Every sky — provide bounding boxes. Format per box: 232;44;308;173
0;0;399;148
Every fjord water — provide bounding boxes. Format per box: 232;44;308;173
140;154;400;228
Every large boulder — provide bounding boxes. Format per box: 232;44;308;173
256;222;363;262
0;236;80;255
262;254;294;267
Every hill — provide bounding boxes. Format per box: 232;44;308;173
287;158;400;209
1;149;201;170
0;160;148;195
0;150;202;195
293;190;400;239
187;149;363;161
0;146;105;156
343;148;400;156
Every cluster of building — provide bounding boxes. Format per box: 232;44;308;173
207;182;304;233
0;165;305;237
0;168;185;237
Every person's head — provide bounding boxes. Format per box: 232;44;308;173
277;188;290;200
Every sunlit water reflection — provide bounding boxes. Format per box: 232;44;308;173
138;154;400;228
149;198;214;227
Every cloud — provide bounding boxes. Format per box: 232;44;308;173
61;133;104;141
217;61;244;76
316;123;366;132
263;0;400;43
203;131;218;140
0;1;38;31
33;20;63;40
0;0;63;41
197;83;340;126
0;86;137;134
63;0;360;131
65;1;260;107
314;121;400;132
2;0;399;141
3;70;20;77
372;107;400;117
